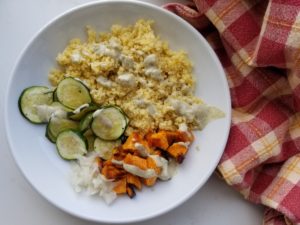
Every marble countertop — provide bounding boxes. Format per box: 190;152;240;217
0;0;263;224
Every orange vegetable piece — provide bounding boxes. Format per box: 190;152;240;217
146;156;161;174
113;177;127;194
112;147;130;161
123;154;148;170
165;130;194;145
146;131;169;150
143;177;157;186
140;157;159;186
167;143;188;163
126;185;136;198
123;132;152;156
123;132;143;150
152;150;162;156
101;162;126;180
126;173;142;190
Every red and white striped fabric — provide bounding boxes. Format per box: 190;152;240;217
164;1;300;224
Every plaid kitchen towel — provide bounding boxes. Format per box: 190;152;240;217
164;1;300;224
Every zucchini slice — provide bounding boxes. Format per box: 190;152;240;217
56;130;87;160
53;89;58;102
18;86;53;123
91;106;127;140
83;129;96;151
45;122;56;143
47;117;79;142
94;138;121;160
68;103;98;121
79;112;94;132
103;105;130;125
56;77;92;109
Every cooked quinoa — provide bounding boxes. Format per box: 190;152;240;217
49;20;223;133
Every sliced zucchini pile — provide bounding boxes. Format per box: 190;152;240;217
18;78;129;161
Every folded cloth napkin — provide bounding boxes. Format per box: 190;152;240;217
164;1;300;224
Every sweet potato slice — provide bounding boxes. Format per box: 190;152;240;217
146;131;169;150
101;162;126;180
123;132;143;150
126;173;142;190
165;130;193;145
123;154;148;170
126;184;136;198
123;132;152;156
112;147;131;161
146;156;161;174
143;177;157;186
113;177;127;194
140;157;159;186
167;143;188;163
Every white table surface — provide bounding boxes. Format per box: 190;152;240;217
0;0;264;224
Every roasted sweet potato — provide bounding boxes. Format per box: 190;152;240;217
123;154;148;170
101;162;126;180
102;128;193;198
146;131;169;150
113;177;127;194
143;177;157;186
146;156;161;174
112;147;131;161
123;132;143;150
152;150;162;156
126;184;136;198
167;143;188;163
126;173;142;190
123;132;152;156
165;130;194;145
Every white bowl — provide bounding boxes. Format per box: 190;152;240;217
5;0;231;223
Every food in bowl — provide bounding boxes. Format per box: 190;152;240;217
18;20;224;204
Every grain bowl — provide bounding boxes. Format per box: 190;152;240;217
5;0;231;223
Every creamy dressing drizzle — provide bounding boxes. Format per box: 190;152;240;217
111;154;177;181
35;105;67;122
149;155;176;180
123;164;156;179
134;143;149;157
93;109;113;128
96;76;114;88
73;103;89;114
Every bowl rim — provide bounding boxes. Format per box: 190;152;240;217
4;0;231;223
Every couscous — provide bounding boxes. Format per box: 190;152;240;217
49;19;223;134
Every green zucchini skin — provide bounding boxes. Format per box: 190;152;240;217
56;130;87;160
56;77;92;109
47;117;79;142
91;106;127;141
18;86;54;124
68;104;98;121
